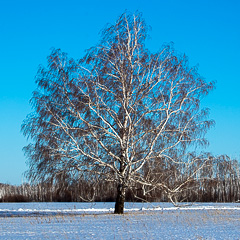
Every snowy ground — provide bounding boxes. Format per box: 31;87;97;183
0;202;239;239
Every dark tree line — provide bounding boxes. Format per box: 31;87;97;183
1;156;239;203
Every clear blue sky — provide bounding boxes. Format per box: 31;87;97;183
0;0;239;185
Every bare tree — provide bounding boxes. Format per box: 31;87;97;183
22;12;215;213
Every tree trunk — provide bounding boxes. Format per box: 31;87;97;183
114;144;127;214
114;184;126;214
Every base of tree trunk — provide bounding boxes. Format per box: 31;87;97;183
114;185;125;214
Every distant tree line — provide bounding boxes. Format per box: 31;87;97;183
1;156;239;203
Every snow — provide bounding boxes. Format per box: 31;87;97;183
0;202;239;239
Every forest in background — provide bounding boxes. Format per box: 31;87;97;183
1;156;239;203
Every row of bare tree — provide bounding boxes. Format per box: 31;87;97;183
1;156;239;203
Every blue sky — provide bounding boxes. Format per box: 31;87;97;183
0;0;239;185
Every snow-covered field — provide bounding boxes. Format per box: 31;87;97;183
0;202;239;239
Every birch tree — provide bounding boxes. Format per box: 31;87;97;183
22;13;215;213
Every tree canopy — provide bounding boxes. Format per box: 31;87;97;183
22;12;215;214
